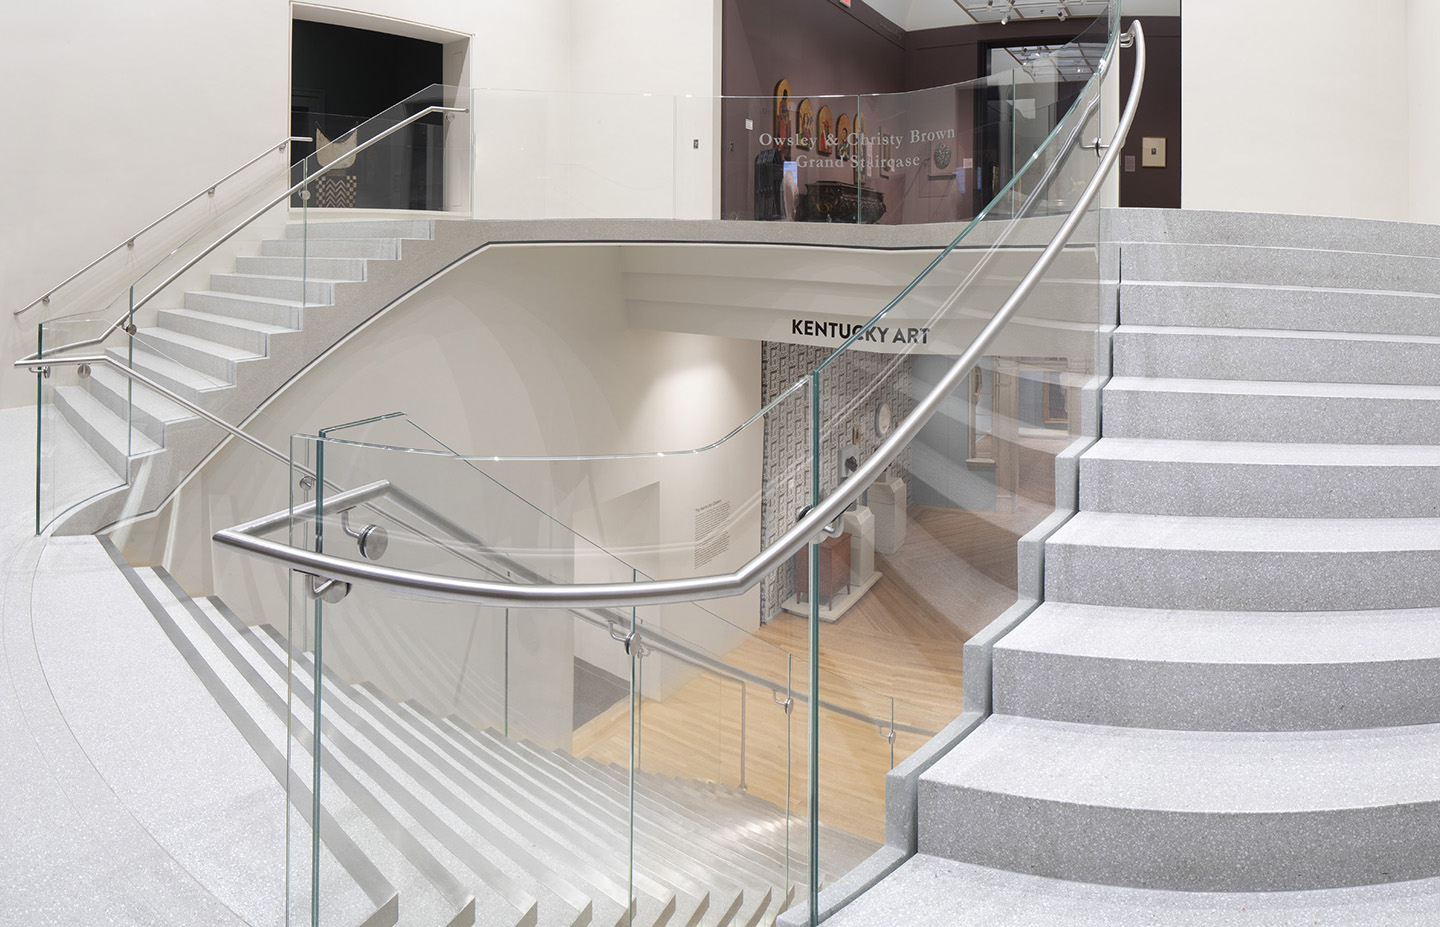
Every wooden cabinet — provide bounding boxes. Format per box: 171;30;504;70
795;534;852;608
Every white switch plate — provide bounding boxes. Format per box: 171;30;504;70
1141;136;1166;168
745;118;753;130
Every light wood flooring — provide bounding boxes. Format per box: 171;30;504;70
571;499;1051;844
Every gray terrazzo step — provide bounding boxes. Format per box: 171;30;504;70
210;272;338;304
195;605;509;927
109;343;229;403
1110;206;1440;257
1101;376;1440;444
135;328;260;384
454;719;786;925
1112;324;1440;384
54;385;161;476
548;747;826;921
123;568;396;927
326;611;506;732
85;364;195;446
992;601;1440;730
1077;438;1440;517
1118;280;1440;335
345;687;694;927
1121;241;1440;293
385;696;738;927
917;713;1440;891
287;219;434;240
822;853;1440;927
236;254;368;280
158;307;296;355
262;237;402;259
1044;511;1440;611
423;709;767;927
238;627;596;927
184;289;306;328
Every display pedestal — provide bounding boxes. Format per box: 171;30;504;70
843;506;876;587
870;475;907;555
795;534;851;608
781;509;884;623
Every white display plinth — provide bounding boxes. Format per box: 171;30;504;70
843;505;876;587
869;474;907;555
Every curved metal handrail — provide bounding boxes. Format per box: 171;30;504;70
14;137;308;317
213;21;1146;611
18;105;466;361
10;349;935;741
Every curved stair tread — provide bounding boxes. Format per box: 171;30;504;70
1105;375;1440;399
1048;511;1440;553
1082;436;1440;466
993;603;1440;730
918;716;1440;889
139;326;264;363
999;601;1440;666
924;713;1440;815
1117;322;1440;346
823;854;1440;927
160;307;296;335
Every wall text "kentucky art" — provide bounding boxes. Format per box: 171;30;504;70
792;319;931;344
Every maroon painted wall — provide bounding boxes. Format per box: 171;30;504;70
721;0;906;220
721;4;1182;219
1119;16;1181;209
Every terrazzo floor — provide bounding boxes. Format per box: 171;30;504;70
0;406;284;927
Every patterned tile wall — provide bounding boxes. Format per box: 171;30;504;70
758;343;915;621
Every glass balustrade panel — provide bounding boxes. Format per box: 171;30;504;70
803;6;1117;915
628;595;802;921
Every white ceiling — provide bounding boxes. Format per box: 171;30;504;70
861;0;1180;32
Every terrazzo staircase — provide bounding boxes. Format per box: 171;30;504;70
112;556;873;927
823;208;1440;925
48;219;436;535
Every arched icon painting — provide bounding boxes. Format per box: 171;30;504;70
835;113;852;162
774;78;792;148
796;98;814;150
816;105;833;155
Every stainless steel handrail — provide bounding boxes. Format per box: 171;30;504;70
18;105;466;361
14;351;931;741
212;21;1146;612
14;137;309;317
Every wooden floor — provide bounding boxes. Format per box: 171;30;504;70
572;499;1050;844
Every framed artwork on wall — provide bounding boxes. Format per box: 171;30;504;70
796;98;814;150
774;78;792;145
816;105;833;155
879;127;891;178
929;137;955;179
835;113;852;162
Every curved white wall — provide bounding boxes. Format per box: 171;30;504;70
114;240;762;719
1181;0;1422;221
2;0;721;409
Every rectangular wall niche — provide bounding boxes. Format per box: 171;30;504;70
758;342;914;621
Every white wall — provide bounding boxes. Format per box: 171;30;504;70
113;241;761;738
1182;0;1412;220
1407;0;1440;224
2;0;723;410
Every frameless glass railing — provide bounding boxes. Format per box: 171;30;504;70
208;7;1141;922
252;410;951;924
24;84;471;534
27;6;1141;924
24;12;1112;538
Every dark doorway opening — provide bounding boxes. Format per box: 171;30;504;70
291;19;445;210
